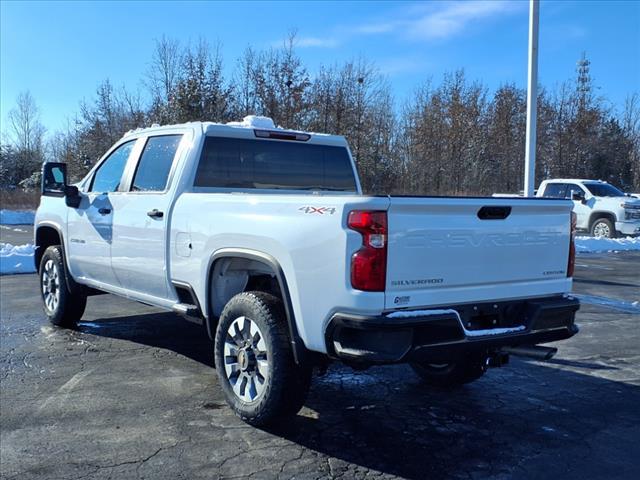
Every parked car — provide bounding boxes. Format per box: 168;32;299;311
536;179;640;238
35;116;580;426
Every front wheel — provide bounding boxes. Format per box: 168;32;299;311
39;245;87;327
590;218;616;238
410;354;486;388
214;291;311;426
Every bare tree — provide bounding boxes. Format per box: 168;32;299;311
146;35;181;123
2;91;46;187
232;46;259;118
622;93;640;190
6;41;640;195
7;91;46;157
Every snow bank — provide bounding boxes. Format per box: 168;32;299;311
0;210;35;225
226;115;276;129
0;243;36;274
575;236;640;254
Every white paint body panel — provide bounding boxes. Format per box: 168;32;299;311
385;197;573;310
36;120;576;356
170;193;387;352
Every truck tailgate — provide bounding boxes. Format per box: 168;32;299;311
385;197;573;310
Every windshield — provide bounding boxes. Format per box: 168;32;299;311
584;183;625;197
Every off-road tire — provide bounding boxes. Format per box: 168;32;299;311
39;245;87;327
214;291;312;426
590;218;617;238
410;354;486;388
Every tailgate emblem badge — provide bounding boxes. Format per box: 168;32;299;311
298;206;336;215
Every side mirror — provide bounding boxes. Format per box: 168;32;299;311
42;162;67;196
571;191;586;203
41;162;81;208
64;185;81;208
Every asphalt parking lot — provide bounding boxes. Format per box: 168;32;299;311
1;249;639;479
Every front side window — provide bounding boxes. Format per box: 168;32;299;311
90;141;135;193
194;136;357;192
565;184;584;199
131;135;183;192
542;183;567;198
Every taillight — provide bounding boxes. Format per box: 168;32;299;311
567;211;576;277
348;210;387;291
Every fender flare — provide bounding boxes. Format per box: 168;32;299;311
205;248;310;365
34;222;81;294
588;211;617;229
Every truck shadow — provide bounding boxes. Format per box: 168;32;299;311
77;311;215;367
76;311;640;479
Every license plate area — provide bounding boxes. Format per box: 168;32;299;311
456;300;529;332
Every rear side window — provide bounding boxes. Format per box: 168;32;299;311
542;183;567;198
194;136;357;191
131;135;182;192
90;141;135;193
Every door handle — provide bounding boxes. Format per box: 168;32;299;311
98;208;111;215
147;209;164;218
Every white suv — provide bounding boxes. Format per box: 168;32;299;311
537;179;640;238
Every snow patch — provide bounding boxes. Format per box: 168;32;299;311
463;325;526;337
226;115;276;129
575;235;640;253
387;308;525;337
386;308;458;319
0;210;35;225
0;243;36;274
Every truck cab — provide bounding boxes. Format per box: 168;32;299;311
537;179;640;238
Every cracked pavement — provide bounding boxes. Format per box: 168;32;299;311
1;252;639;479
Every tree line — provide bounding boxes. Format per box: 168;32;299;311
2;34;639;196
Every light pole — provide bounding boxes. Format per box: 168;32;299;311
524;0;539;196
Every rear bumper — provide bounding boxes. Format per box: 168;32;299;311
325;295;580;364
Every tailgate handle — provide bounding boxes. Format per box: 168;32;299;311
478;206;511;220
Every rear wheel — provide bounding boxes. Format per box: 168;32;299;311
590;218;616;238
214;291;311;426
39;246;86;327
410;355;486;387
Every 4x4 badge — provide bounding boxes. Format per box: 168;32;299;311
298;206;336;215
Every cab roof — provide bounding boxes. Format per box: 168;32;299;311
122;115;347;147
543;178;608;184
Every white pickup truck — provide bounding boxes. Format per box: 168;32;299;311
537;179;640;238
36;116;579;426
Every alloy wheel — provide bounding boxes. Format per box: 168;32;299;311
42;259;60;313
224;316;269;403
593;222;611;238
